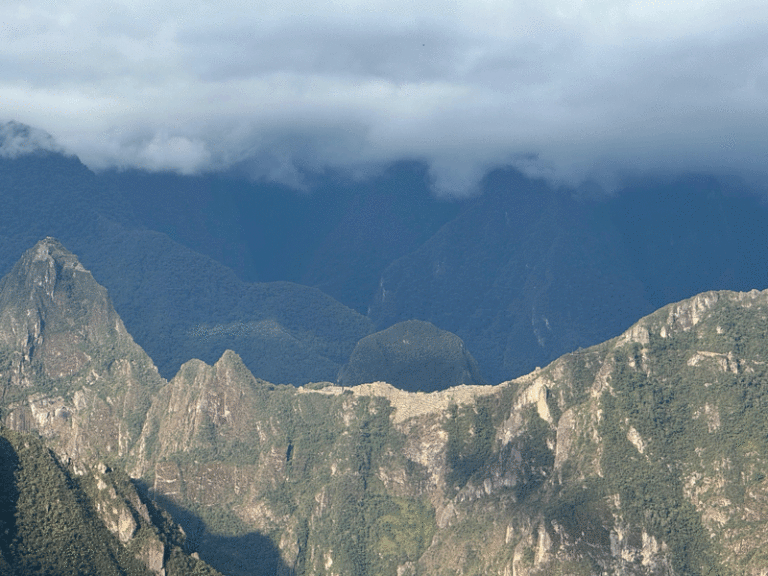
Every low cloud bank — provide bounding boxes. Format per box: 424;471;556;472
3;0;768;194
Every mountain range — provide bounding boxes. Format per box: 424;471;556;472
4;120;768;575
3;121;768;388
2;237;768;575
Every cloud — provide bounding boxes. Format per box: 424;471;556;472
0;120;64;158
2;0;768;194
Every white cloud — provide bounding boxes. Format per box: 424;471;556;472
2;0;768;193
0;120;64;158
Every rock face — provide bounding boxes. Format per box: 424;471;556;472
0;238;165;462
0;239;220;576
6;240;768;575
0;237;117;381
337;320;486;391
131;289;768;576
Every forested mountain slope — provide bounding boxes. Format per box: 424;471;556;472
0;151;373;384
4;125;768;386
0;427;222;576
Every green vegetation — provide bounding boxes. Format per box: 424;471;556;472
370;497;435;564
150;382;435;576
513;406;555;503
600;337;733;575
0;428;150;576
9;238;768;576
445;401;495;490
601;390;720;576
547;477;610;549
0;434;19;566
344;399;429;574
0;427;222;576
294;394;433;576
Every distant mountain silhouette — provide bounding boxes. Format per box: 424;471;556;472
3;121;768;386
100;160;460;314
368;168;654;382
602;173;768;308
0;148;372;384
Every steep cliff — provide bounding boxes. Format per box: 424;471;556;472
0;427;223;576
3;239;768;575
125;289;768;576
0;239;219;575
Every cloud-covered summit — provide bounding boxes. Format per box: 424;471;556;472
3;0;768;194
0;121;64;159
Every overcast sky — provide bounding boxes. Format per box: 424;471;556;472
2;0;767;194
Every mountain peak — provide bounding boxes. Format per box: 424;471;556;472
0;239;164;463
338;319;486;392
25;237;90;295
31;236;84;266
0;238;149;389
3;236;105;318
0;120;64;159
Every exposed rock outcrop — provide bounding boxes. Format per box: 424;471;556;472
5;240;768;575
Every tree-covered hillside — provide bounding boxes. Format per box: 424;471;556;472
3;132;768;386
0;427;222;576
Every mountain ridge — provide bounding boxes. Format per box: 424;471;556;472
5;128;768;387
3;238;768;574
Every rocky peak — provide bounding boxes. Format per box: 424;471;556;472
129;350;263;478
0;237;132;385
0;238;163;464
2;237;115;321
6;237;768;575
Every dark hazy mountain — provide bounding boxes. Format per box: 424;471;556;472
4;122;768;387
100;161;461;313
368;168;654;382
73;218;373;385
365;169;768;383
602;173;768;308
4;238;768;575
0;150;373;384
